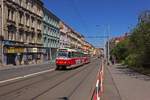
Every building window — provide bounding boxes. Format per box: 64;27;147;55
26;14;30;26
19;0;22;6
8;31;11;40
8;9;10;20
26;32;30;43
37;6;41;16
37;20;41;30
31;33;35;43
44;37;47;42
8;9;15;21
26;0;30;10
31;17;35;28
37;33;42;42
44;25;46;34
18;30;23;42
19;11;23;24
31;0;34;12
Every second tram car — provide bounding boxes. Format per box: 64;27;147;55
55;48;90;70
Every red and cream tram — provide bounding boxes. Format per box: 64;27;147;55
55;48;90;70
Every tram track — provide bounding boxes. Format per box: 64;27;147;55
0;59;99;100
0;70;66;97
33;59;100;100
67;61;97;99
30;62;93;100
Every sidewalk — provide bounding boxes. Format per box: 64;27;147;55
104;64;150;100
101;64;121;100
0;61;55;71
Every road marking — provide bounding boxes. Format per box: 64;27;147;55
0;68;55;84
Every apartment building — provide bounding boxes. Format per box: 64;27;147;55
43;7;60;62
2;0;44;65
59;21;71;49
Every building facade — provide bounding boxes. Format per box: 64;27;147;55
68;30;81;49
59;21;72;49
43;8;60;62
2;0;44;65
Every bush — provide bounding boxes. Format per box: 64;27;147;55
125;54;138;67
110;38;130;63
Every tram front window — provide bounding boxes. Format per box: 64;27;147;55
57;52;68;57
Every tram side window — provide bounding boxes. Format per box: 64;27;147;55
72;52;75;57
72;52;78;57
68;52;72;58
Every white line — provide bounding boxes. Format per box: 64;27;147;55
0;69;55;84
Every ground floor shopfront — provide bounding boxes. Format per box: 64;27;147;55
3;47;45;66
2;41;45;66
43;47;58;63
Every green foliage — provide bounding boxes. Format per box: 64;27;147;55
111;22;150;70
129;22;150;68
110;38;129;62
125;54;139;67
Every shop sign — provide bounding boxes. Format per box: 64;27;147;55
32;48;37;53
7;47;15;53
24;48;27;53
7;47;24;53
15;48;24;53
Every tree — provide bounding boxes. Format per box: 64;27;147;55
129;22;150;68
110;38;129;63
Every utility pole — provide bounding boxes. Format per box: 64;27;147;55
95;25;110;65
107;25;110;65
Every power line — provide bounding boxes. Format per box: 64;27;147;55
84;36;108;38
69;0;89;34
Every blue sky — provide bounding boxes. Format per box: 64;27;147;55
43;0;150;47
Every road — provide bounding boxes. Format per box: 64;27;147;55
0;63;55;81
0;59;100;100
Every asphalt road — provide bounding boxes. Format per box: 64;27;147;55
0;63;55;81
0;59;100;100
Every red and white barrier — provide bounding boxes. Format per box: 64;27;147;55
91;59;104;100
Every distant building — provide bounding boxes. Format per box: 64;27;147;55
43;7;60;62
138;10;150;23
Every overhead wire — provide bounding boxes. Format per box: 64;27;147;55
69;0;89;35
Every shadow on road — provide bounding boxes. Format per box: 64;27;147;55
114;65;150;81
59;97;69;100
